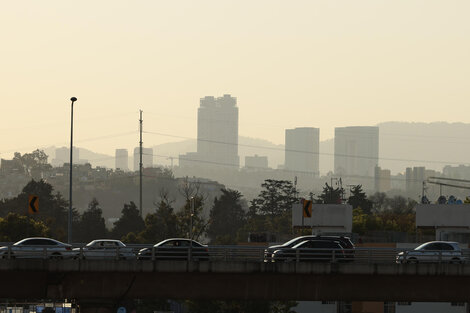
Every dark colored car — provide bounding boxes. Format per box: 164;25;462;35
138;238;209;261
272;240;346;262
264;235;354;261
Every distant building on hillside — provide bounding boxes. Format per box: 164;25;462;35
51;147;83;167
115;149;129;171
334;126;379;179
245;155;268;169
133;147;153;171
285;127;319;176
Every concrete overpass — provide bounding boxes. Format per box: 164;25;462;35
0;259;469;303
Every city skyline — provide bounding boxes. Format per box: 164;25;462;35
1;1;470;161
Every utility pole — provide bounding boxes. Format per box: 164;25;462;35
68;97;77;244
139;110;143;217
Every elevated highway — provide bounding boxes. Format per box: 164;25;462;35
1;258;470;302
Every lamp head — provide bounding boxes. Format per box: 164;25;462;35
70;97;77;103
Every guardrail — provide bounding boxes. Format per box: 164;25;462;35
0;244;469;264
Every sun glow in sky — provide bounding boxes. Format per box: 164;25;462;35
1;1;469;159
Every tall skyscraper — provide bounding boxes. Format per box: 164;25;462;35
197;94;239;168
115;149;129;171
133;147;153;171
334;126;379;178
285;127;320;176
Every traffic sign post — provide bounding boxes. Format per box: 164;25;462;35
28;195;39;214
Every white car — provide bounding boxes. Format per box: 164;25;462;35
0;237;73;259
73;239;135;260
396;241;465;264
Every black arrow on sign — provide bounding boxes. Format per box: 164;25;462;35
29;196;38;213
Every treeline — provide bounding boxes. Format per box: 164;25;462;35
0;179;420;244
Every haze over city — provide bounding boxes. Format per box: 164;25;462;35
1;0;470;166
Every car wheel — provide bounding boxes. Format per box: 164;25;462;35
1;252;13;259
407;258;418;264
451;258;462;264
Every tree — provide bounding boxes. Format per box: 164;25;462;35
0;179;76;242
176;195;207;241
75;198;108;243
175;178;209;241
0;213;49;242
207;189;246;244
112;201;145;240
12;149;51;178
347;185;373;214
250;180;297;216
245;179;297;237
139;192;179;243
317;183;344;204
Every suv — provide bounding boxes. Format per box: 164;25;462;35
272;240;346;262
264;235;354;262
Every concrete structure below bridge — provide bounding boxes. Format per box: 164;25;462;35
0;259;470;306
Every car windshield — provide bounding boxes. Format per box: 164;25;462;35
282;237;312;247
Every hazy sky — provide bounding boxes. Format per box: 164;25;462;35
1;1;469;162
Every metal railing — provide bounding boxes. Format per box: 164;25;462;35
0;244;468;265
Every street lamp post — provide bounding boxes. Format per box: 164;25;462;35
189;197;194;261
68;97;77;244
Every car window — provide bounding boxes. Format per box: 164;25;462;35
422;243;439;250
40;239;57;245
191;241;203;247
315;241;340;248
439;243;454;251
23;239;44;245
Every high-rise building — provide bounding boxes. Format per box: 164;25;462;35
197;94;239;168
115;149;129;171
284;127;320;176
375;166;391;192
52;147;80;167
334;126;379;178
133;147;153;171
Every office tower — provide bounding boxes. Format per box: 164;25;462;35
334;126;379;178
374;166;391;192
245;155;268;169
406;166;425;198
197;94;239;168
52;147;80;167
115;149;129;171
133;147;153;171
285;127;320;176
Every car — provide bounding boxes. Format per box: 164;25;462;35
0;237;73;259
272;240;346;262
396;241;465;264
264;235;354;261
138;238;209;261
73;239;135;260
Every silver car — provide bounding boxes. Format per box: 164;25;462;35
396;241;465;264
73;239;135;260
0;237;73;259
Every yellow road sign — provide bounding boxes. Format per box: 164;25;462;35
302;199;312;218
28;195;39;214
